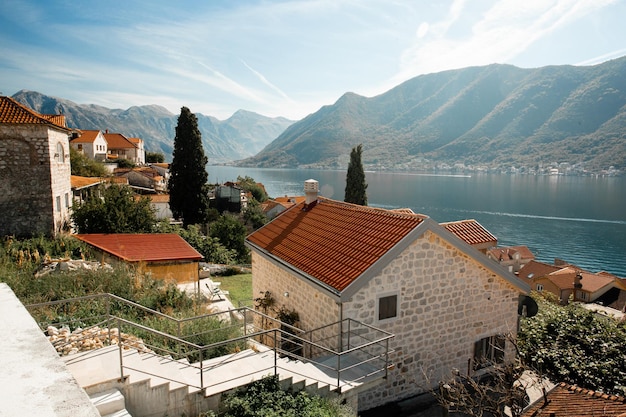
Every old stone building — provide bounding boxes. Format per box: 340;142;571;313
246;179;529;412
0;96;73;237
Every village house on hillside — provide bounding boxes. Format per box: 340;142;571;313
246;179;529;412
70;129;108;160
519;259;626;307
103;130;145;165
0;96;73;237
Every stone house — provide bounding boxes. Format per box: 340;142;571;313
246;179;529;411
70;129;108;160
0;96;73;237
75;233;203;283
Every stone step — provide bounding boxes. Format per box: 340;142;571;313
103;410;133;417
89;389;125;416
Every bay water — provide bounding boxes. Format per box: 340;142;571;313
209;166;626;278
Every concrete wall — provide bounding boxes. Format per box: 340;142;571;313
251;229;521;411
0;124;71;237
0;283;100;417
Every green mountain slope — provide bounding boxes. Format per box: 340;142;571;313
239;58;626;171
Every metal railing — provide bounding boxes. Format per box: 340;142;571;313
27;293;393;393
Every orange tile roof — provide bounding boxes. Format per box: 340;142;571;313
487;245;535;261
71;175;105;190
104;132;137;149
522;382;626;416
73;130;101;143
518;260;561;282
247;197;426;292
75;233;202;262
0;96;69;131
143;194;170;203
274;196;306;204
545;267;615;292
440;219;498;246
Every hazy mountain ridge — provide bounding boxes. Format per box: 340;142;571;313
239;58;626;171
12;90;294;163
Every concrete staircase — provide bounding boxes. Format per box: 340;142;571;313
62;344;372;416
89;389;131;416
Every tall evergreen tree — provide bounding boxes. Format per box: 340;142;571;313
169;107;209;226
344;144;368;206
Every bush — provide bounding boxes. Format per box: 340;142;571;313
221;375;354;417
519;293;626;395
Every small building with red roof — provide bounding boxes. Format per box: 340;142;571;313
70;129;108;160
487;245;536;274
103;131;145;165
246;179;529;412
75;233;203;283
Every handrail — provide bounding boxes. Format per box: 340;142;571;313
27;293;394;393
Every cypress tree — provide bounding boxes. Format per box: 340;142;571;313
169;106;209;226
344;144;368;206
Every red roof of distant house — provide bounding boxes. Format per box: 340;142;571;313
544;267;615;293
75;234;202;262
71;175;106;190
104;132;137;149
72;130;101;144
487;245;535;261
522;382;626;416
274;196;306;205
0;96;69;131
518;260;561;282
247;197;426;292
440;219;498;246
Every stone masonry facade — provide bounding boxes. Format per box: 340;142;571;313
252;229;521;411
0;124;72;237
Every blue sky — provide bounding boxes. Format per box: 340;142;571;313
1;0;625;120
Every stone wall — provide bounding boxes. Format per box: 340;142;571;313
346;230;520;410
251;229;522;411
0;124;71;237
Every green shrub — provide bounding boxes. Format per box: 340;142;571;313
220;375;354;417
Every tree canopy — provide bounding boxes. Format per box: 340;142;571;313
71;184;156;233
146;151;165;163
70;147;108;177
169;107;210;226
344;144;368;206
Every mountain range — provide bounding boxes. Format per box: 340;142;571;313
11;90;294;164
240;57;626;171
12;56;626;172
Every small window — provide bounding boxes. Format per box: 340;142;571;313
536;284;543;292
378;294;398;321
56;196;61;212
576;291;589;301
55;142;65;163
474;335;505;370
65;193;69;208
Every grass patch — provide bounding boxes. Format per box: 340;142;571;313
216;273;252;308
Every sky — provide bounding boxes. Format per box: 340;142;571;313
1;0;625;121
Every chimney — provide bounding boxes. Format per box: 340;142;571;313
304;179;319;205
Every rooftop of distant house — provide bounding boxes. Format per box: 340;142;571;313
440;219;498;246
522;382;626;416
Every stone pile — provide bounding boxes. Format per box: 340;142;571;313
46;325;152;356
35;259;113;278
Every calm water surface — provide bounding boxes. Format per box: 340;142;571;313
210;166;626;277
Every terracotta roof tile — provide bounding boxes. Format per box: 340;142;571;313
247;197;426;292
0;96;69;130
104;132;137;149
440;219;498;246
71;175;105;190
546;267;615;292
522;382;626;416
518;260;561;282
487;245;536;261
75;234;202;262
72;130;101;143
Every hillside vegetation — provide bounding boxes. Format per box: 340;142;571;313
240;57;626;172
